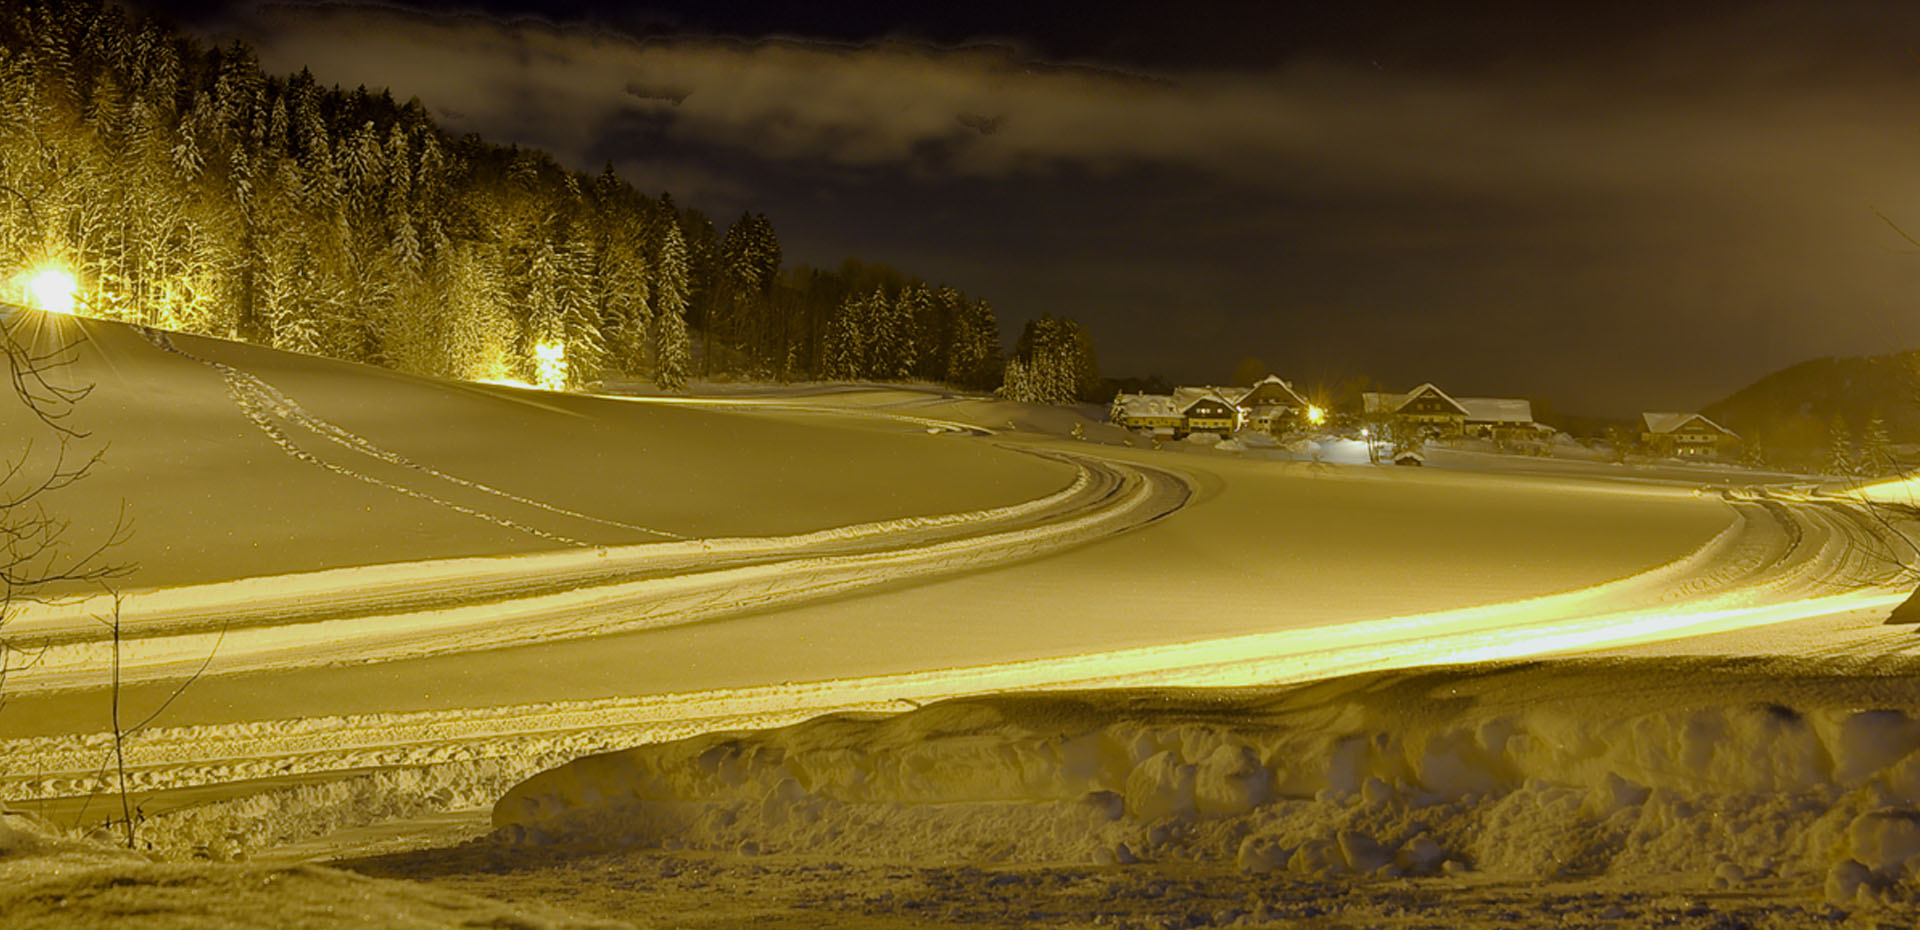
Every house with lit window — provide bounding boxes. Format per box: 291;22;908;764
1364;383;1551;443
1641;412;1739;460
1233;375;1314;431
1111;374;1314;438
1172;387;1242;437
1363;383;1470;437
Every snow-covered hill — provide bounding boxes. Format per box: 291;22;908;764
1;310;1072;594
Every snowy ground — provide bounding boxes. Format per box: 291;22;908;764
6;313;1920;927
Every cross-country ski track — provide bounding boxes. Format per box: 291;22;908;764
4;314;1918;857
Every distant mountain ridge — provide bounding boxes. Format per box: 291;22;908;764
1702;350;1920;452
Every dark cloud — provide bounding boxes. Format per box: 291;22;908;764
193;1;1920;414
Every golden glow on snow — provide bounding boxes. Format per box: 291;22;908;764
1306;404;1325;425
533;341;566;390
24;267;78;315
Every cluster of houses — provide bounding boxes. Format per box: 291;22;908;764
1109;376;1320;439
1110;376;1744;460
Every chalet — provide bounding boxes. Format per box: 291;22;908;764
1362;383;1469;437
1458;398;1549;443
1641;412;1739;460
1233;375;1313;431
1365;383;1552;443
1172;387;1241;437
1109;393;1184;435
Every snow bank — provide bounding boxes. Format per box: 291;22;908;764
495;659;1920;905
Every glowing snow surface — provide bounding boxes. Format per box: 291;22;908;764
495;660;1920;907
10;314;1920;926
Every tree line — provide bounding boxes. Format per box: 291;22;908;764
0;0;1102;400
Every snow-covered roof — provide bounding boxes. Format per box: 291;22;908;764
1172;386;1240;413
1364;383;1467;416
1459;397;1533;424
1642;411;1735;437
1361;391;1406;415
1242;375;1310;408
1113;393;1179;418
1189;385;1252;404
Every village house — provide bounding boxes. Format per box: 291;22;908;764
1172;387;1242;437
1362;383;1469;437
1641;412;1739;460
1108;392;1184;435
1364;383;1552;443
1233;375;1313;431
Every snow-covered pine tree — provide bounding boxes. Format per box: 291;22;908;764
555;228;605;388
523;235;566;388
649;215;693;391
897;284;945;382
1826;413;1856;476
998;356;1031;402
822;291;868;380
1860;414;1894;477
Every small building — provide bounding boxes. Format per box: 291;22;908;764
1641;412;1739;460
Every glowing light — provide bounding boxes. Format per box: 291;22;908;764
1306;405;1325;425
25;268;77;315
533;341;567;390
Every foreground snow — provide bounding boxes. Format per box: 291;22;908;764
494;659;1920;912
0;811;627;929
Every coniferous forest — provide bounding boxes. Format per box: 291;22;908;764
0;0;1102;399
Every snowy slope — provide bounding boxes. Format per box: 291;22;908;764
1;310;1071;593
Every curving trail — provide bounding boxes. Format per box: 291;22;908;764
5;362;1192;692
4;466;1913;809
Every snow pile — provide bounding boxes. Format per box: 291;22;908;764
496;659;1920;905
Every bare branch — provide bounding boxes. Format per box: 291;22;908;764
1873;206;1920;253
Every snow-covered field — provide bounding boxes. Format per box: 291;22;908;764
6;312;1920;928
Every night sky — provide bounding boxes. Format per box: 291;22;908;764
151;0;1920;416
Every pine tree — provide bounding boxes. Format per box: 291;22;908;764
1860;414;1895;477
555;228;604;387
998;356;1031;402
823;291;868;380
1826;414;1856;477
523;235;566;387
650;215;692;391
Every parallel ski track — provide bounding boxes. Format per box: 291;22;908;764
6;481;1914;802
7;446;1190;692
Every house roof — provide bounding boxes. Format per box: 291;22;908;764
1190;385;1253;404
1241;375;1310;408
1361;391;1405;415
1642;411;1736;438
1113;393;1179;418
1364;383;1468;417
1459;397;1533;424
1172;386;1240;415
